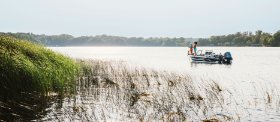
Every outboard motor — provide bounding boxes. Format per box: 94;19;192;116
223;52;233;64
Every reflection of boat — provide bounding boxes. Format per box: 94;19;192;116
188;50;233;64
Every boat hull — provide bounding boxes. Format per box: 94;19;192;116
188;50;232;64
190;55;205;62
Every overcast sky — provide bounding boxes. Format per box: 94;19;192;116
0;0;279;37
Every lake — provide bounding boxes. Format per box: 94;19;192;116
50;47;280;121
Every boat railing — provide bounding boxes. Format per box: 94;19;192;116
196;50;203;56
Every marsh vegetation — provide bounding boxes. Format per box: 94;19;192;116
1;36;279;121
0;35;79;121
40;60;239;121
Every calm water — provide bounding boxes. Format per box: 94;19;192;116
50;47;280;121
49;47;280;86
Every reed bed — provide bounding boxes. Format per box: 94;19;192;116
0;35;79;98
42;60;239;121
0;35;79;121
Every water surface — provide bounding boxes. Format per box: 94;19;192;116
50;47;280;121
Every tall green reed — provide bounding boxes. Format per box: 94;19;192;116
0;35;79;99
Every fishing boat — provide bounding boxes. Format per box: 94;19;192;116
188;50;233;64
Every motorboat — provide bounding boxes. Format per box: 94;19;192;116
188;50;233;64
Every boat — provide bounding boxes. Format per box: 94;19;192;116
188;50;233;64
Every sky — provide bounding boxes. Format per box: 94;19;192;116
0;0;280;38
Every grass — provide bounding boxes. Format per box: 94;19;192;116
42;60;233;121
0;35;80;100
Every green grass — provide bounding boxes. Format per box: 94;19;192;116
0;35;79;99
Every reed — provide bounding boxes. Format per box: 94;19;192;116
0;35;79;100
42;60;236;121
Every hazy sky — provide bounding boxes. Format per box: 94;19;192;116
0;0;280;37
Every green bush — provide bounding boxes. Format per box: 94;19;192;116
0;35;79;99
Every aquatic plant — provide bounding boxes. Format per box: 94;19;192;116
0;35;79;100
42;60;238;121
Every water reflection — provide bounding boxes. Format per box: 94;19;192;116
189;62;232;68
0;93;57;121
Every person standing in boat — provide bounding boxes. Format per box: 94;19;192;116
193;42;198;55
188;43;193;55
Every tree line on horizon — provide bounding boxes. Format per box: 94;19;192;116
198;30;280;47
1;30;280;47
0;32;193;47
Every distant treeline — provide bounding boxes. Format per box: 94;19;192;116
0;32;195;47
1;30;280;47
198;30;280;47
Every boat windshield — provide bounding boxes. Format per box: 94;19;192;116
205;50;213;55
